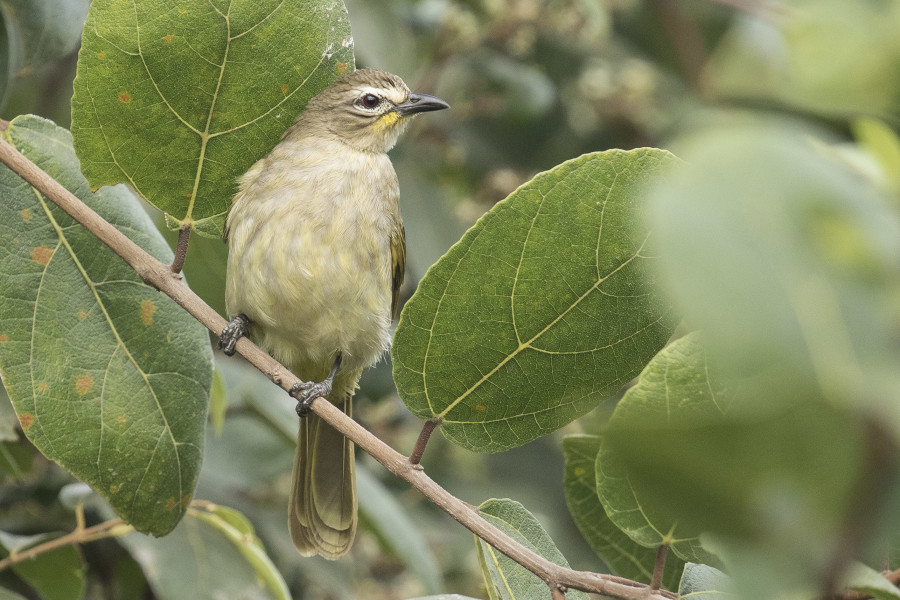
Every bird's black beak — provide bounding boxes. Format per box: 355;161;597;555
395;93;450;116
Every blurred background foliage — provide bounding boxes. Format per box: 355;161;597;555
2;0;900;599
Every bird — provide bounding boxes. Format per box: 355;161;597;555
218;68;449;558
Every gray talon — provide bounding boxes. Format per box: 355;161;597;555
290;353;342;418
219;313;249;356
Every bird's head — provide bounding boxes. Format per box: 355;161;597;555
296;68;449;153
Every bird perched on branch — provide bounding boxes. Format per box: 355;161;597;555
218;69;449;558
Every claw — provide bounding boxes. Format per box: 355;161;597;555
219;313;249;356
290;353;342;418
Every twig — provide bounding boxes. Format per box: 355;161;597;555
409;417;442;465
0;136;675;600
550;584;566;600
0;518;130;572
170;224;191;274
651;545;668;591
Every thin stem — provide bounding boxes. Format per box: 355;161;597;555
651;545;669;591
550;584;566;600
409;417;442;465
0;518;129;572
0;136;675;600
170;224;191;274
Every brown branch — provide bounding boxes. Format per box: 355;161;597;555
170;224;191;274
0;518;130;572
0;136;676;600
550;584;566;600
409;417;442;465
651;545;668;591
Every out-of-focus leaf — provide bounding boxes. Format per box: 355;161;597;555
475;499;589;600
562;434;683;589
57;482;93;510
648;119;900;430
854;118;900;193
0;531;85;600
0;115;213;536
0;587;27;600
678;563;734;599
2;0;89;75
71;0;355;236
843;563;900;600
0;385;16;442
707;1;900;119
407;597;483;600
393;149;677;453
595;334;721;564
118;502;288;600
357;468;444;594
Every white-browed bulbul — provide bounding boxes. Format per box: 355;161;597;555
219;69;448;558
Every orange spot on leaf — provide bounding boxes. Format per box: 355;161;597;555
475;405;486;412
165;497;176;510
37;383;47;393
335;61;349;75
0;334;6;343
110;485;119;494
75;374;94;396
97;51;106;59
163;34;172;43
31;245;52;265
281;84;288;94
117;415;127;423
140;299;157;326
181;493;192;509
77;310;87;320
118;92;131;103
19;209;31;222
18;413;33;430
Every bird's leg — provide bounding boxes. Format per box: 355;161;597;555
218;313;249;356
291;353;342;418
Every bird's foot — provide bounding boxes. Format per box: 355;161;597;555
218;313;249;356
290;353;342;418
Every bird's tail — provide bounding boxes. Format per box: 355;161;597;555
289;377;357;559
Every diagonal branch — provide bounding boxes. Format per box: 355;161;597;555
0;132;675;600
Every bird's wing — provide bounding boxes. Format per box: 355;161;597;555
390;223;406;319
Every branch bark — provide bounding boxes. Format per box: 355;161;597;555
0;518;130;572
0;135;675;600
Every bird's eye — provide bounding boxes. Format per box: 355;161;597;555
360;94;380;109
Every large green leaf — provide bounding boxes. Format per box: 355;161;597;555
71;0;354;237
392;149;677;452
475;499;588;600
0;115;212;535
595;335;721;565
562;435;683;590
678;563;734;599
0;531;85;600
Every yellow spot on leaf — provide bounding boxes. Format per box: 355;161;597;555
573;466;586;477
335;61;349;75
12;237;18;244
97;51;106;59
163;34;172;43
32;245;52;265
117;415;127;423
280;84;288;94
181;493;192;509
37;383;47;393
0;334;6;343
77;310;87;320
118;91;131;103
475;404;486;412
19;413;33;430
140;299;157;326
75;374;94;396
165;497;176;510
19;209;31;221
110;485;119;494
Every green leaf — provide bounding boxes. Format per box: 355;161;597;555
475;499;589;600
357;467;444;595
0;115;213;536
844;563;900;600
209;367;226;436
595;334;721;564
678;563;735;599
648;118;900;430
602;334;864;584
71;0;354;236
562;435;683;589
2;0;89;75
0;385;16;442
0;531;85;600
118;503;289;600
393;149;678;453
0;587;27;600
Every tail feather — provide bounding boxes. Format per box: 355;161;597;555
289;394;357;558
